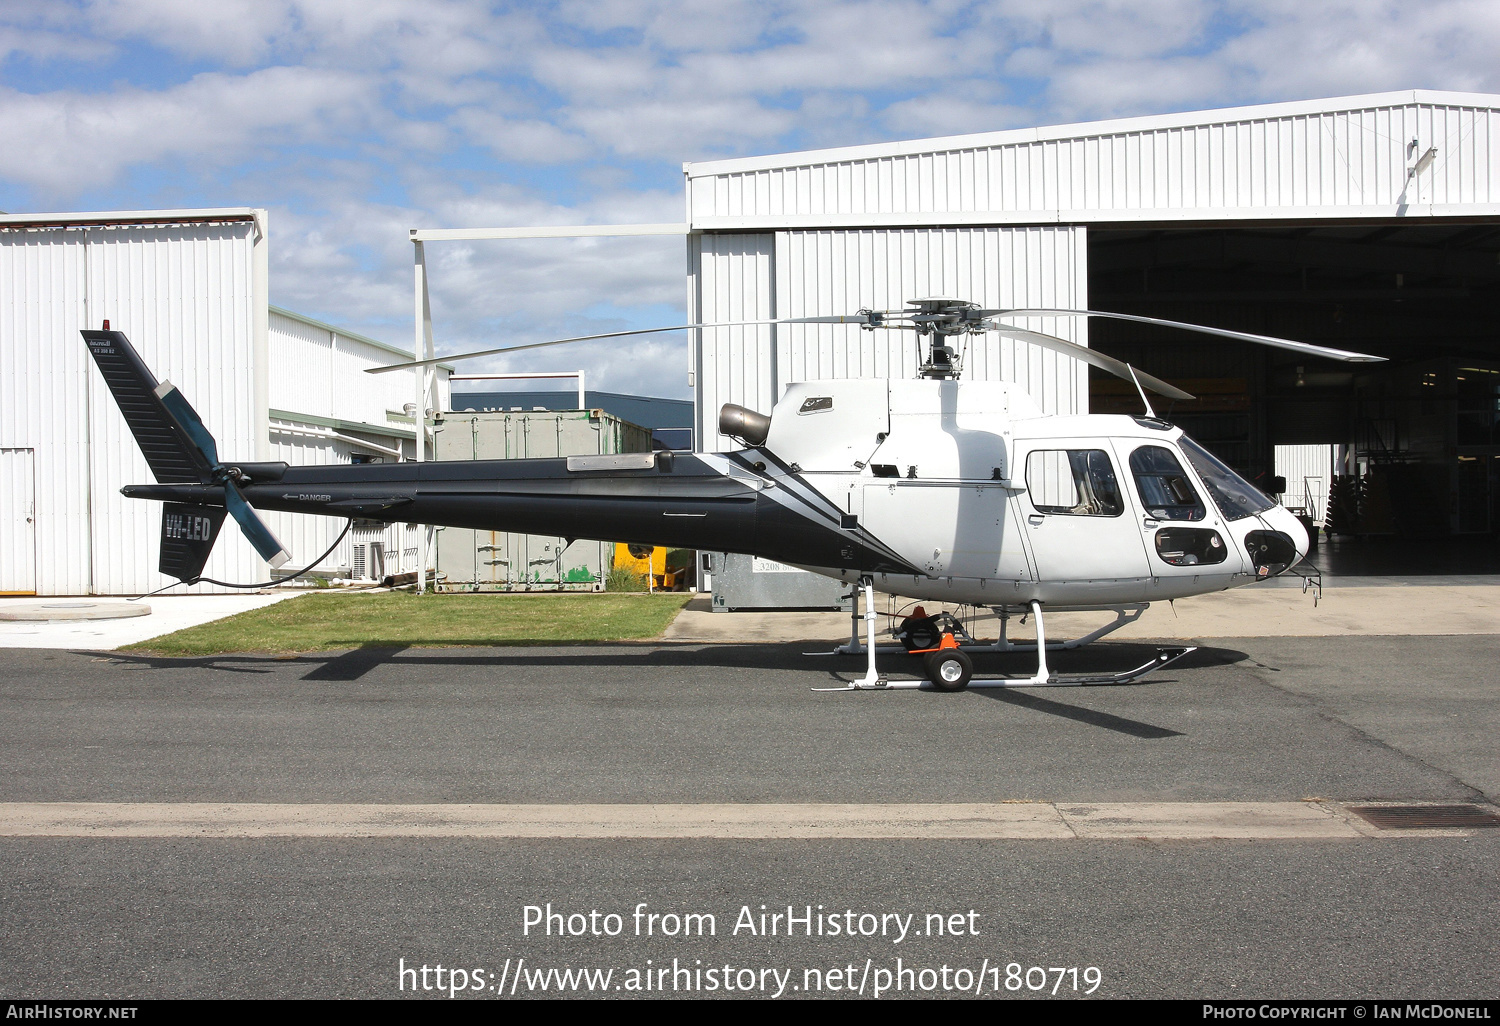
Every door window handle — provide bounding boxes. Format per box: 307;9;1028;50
1142;517;1160;529
1027;514;1044;526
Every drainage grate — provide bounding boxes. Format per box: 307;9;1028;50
1348;804;1500;830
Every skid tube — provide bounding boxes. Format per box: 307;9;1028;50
804;595;1148;658
812;580;1194;692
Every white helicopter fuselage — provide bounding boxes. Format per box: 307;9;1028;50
748;377;1309;609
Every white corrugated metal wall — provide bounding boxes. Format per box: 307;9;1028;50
0;214;453;595
689;91;1500;227
266;308;450;582
0;448;36;593
691;226;1087;451
1275;444;1337;522
0;229;89;593
689;233;776;450
86;223;262;594
269;308;449;430
0;216;264;595
684;91;1500;467
775;227;1088;411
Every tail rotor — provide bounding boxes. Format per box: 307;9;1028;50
83;328;291;577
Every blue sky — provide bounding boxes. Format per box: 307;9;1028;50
3;1;1497;398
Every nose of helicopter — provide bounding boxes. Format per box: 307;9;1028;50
1272;504;1308;564
1261;504;1310;570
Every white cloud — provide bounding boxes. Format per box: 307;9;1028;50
0;65;375;194
0;23;113;64
1214;0;1500;99
84;0;297;65
450;107;595;163
1028;0;1500;121
568;97;797;157
880;92;1030;138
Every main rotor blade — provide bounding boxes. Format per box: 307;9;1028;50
979;309;1385;363
984;323;1196;402
223;479;291;569
367;314;885;374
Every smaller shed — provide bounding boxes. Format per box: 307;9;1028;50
0;207;452;595
267;306;454;586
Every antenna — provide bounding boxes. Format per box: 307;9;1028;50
1127;364;1157;419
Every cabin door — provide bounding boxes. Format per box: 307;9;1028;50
1012;440;1150;582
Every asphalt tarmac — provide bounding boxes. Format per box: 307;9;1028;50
1;637;1496;1000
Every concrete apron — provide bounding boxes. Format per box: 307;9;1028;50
663;585;1500;643
0;593;297;650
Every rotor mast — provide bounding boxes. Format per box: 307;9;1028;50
903;298;987;380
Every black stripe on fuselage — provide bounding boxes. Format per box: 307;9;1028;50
720;449;924;574
122;451;924;575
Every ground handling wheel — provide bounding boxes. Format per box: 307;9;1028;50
898;613;941;652
923;648;973;692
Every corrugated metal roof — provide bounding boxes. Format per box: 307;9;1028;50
0;208;260;230
685;90;1500;177
685;91;1500;230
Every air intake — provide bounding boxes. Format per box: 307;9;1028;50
718;404;771;446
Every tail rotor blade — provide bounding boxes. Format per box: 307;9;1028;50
154;382;221;468
222;480;291;569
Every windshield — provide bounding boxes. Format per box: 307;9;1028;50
1177;435;1276;521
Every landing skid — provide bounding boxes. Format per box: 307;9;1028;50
811;580;1194;692
803;597;1147;657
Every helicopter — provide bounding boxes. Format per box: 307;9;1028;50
82;298;1382;692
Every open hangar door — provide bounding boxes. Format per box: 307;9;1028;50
1087;223;1500;537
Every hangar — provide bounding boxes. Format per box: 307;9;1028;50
682;90;1500;539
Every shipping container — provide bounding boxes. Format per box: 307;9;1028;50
433;409;653;591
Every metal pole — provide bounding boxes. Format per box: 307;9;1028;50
578;370;585;411
414;240;427;594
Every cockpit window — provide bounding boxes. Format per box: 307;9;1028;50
1025;449;1123;517
1129;445;1206;521
1177;435;1276;522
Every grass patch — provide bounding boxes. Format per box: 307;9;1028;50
124;591;692;656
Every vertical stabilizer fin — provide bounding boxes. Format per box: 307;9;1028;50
83;328;294;571
81;329;214;483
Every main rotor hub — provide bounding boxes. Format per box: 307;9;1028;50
904;297;986;335
904;298;985;379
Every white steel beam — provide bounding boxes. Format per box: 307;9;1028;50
409;223;689;242
413;241;435;593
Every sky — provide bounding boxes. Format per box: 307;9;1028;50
3;0;1499;399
